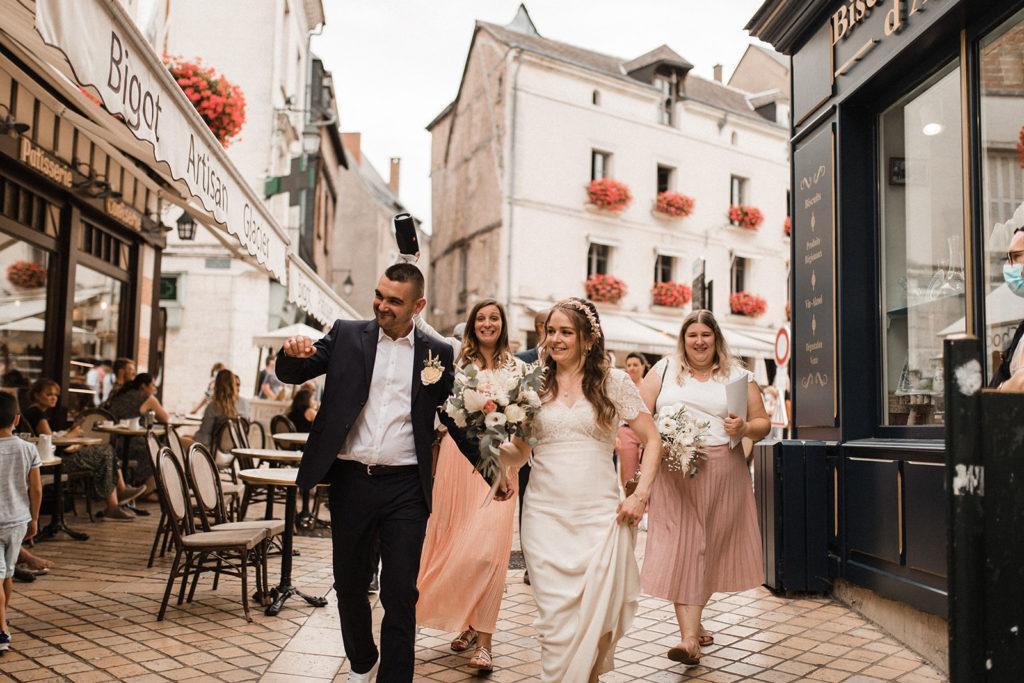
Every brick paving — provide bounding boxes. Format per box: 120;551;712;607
1;501;945;682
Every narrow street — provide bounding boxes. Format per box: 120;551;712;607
2;511;944;683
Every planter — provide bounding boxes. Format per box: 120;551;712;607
165;56;247;147
1018;125;1024;168
585;273;627;304
586;179;632;212
728;204;764;230
654;192;695;219
784;216;791;237
7;260;46;289
730;291;767;318
651;281;692;308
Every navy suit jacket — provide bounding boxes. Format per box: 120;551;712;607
275;319;479;510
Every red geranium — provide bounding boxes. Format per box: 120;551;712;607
585;274;627;303
651;282;692;308
1018;125;1024;168
587;179;632;212
655;191;695;218
729;205;764;230
7;260;46;289
165;55;247;147
784;216;791;236
730;291;767;317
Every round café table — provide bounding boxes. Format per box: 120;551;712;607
35;456;89;542
93;422;166;437
231;448;302;466
237;467;328;616
271;432;308;447
52;435;104;448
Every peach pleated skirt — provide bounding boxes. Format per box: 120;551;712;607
641;443;763;605
416;435;516;633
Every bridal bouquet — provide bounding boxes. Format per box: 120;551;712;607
655;403;711;477
444;362;545;484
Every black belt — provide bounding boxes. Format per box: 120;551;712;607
340;459;419;477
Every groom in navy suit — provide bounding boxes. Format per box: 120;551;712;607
277;263;479;682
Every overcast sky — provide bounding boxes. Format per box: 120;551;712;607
312;0;772;232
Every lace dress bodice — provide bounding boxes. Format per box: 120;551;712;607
533;369;648;448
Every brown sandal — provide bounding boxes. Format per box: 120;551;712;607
450;627;478;653
699;628;714;647
667;635;701;665
468;646;493;672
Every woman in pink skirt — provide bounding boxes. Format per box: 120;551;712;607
616;352;649;489
414;299;520;673
639;309;769;665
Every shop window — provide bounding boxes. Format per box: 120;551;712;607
979;8;1024;380
731;256;747;295
68;264;123;413
730;175;747;206
655;254;675;283
0;242;50;398
879;61;964;426
81;221;130;271
591;150;611;181
0;176;60;239
657;165;675;194
587;243;609;277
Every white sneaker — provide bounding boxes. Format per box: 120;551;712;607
346;657;379;682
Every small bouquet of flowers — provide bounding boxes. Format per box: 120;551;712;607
444;362;546;490
655;403;711;477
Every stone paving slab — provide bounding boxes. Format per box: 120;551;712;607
0;501;945;682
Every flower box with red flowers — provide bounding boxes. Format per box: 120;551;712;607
654;192;695;218
728;204;764;230
730;291;767;318
784;216;791;237
7;260;46;289
585;274;627;304
165;56;247;147
586;179;632;212
651;282;692;308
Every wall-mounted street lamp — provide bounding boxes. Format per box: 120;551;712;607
176;211;197;241
0;104;30;135
342;273;354;297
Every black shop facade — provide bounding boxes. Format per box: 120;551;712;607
746;0;1024;627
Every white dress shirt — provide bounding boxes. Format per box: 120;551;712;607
341;325;418;466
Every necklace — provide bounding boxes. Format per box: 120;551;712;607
689;366;713;381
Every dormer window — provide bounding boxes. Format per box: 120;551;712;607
654;74;677;126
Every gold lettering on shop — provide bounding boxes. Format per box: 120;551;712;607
18;138;73;188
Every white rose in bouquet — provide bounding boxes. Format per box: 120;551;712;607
521;389;542;408
463;389;487;413
504;403;526;424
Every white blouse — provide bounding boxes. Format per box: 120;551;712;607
651;357;753;447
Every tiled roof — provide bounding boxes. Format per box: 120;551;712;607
684;75;758;118
622;44;694;75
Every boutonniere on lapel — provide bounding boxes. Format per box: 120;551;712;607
421;350;444;386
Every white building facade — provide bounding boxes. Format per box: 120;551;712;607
429;7;791;367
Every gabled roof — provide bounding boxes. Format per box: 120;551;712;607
623;45;694;75
751;44;789;68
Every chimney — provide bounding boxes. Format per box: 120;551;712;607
341;132;362;165
713;64;723;82
389;157;400;195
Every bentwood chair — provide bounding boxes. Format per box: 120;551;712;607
146;430;171;567
153;448;267;622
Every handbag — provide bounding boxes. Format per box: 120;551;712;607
624;358;670;497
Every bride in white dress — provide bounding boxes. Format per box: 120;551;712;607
499;298;662;682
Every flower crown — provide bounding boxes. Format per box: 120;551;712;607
558;298;602;339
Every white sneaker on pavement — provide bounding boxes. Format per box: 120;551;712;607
346;657;379;682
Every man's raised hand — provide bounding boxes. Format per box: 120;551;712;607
283;336;316;358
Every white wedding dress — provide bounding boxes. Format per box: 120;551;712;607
520;369;647;682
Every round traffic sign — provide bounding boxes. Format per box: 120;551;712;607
774;327;790;367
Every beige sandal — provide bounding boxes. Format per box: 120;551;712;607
450;627;478;653
468;646;493;672
699;627;714;647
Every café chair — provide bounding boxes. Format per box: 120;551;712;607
146;430;172;567
154;448;267;622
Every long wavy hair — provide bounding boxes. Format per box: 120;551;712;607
674;309;737;384
456;299;513;370
211;369;238;419
540;298;617;431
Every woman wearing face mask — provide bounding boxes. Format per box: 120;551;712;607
498;298;662;682
638;309;769;665
992;226;1024;392
413;300;520;673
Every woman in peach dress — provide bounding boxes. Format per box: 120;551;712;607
414;299;520;673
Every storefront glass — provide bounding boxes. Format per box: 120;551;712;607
0;238;50;398
68;265;122;411
980;8;1024;381
879;62;966;425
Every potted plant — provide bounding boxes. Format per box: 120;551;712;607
586;178;632;212
165;55;247;147
7;260;46;289
654;192;695;218
730;291;767;318
651;282;692;308
728;204;764;230
585;274;627;303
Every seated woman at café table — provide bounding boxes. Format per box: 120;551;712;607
186;369;242;450
285;387;317;433
107;373;170;492
24;379;144;521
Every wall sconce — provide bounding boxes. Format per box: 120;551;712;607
337;269;354;297
176;211;197;241
72;168;121;200
0;104;30;136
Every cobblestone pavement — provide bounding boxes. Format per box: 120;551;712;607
0;501;945;682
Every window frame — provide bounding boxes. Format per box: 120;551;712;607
731;256;747;295
730;174;748;206
657;164;675;194
655;254;675;284
591;150;611;181
587;243;610;277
